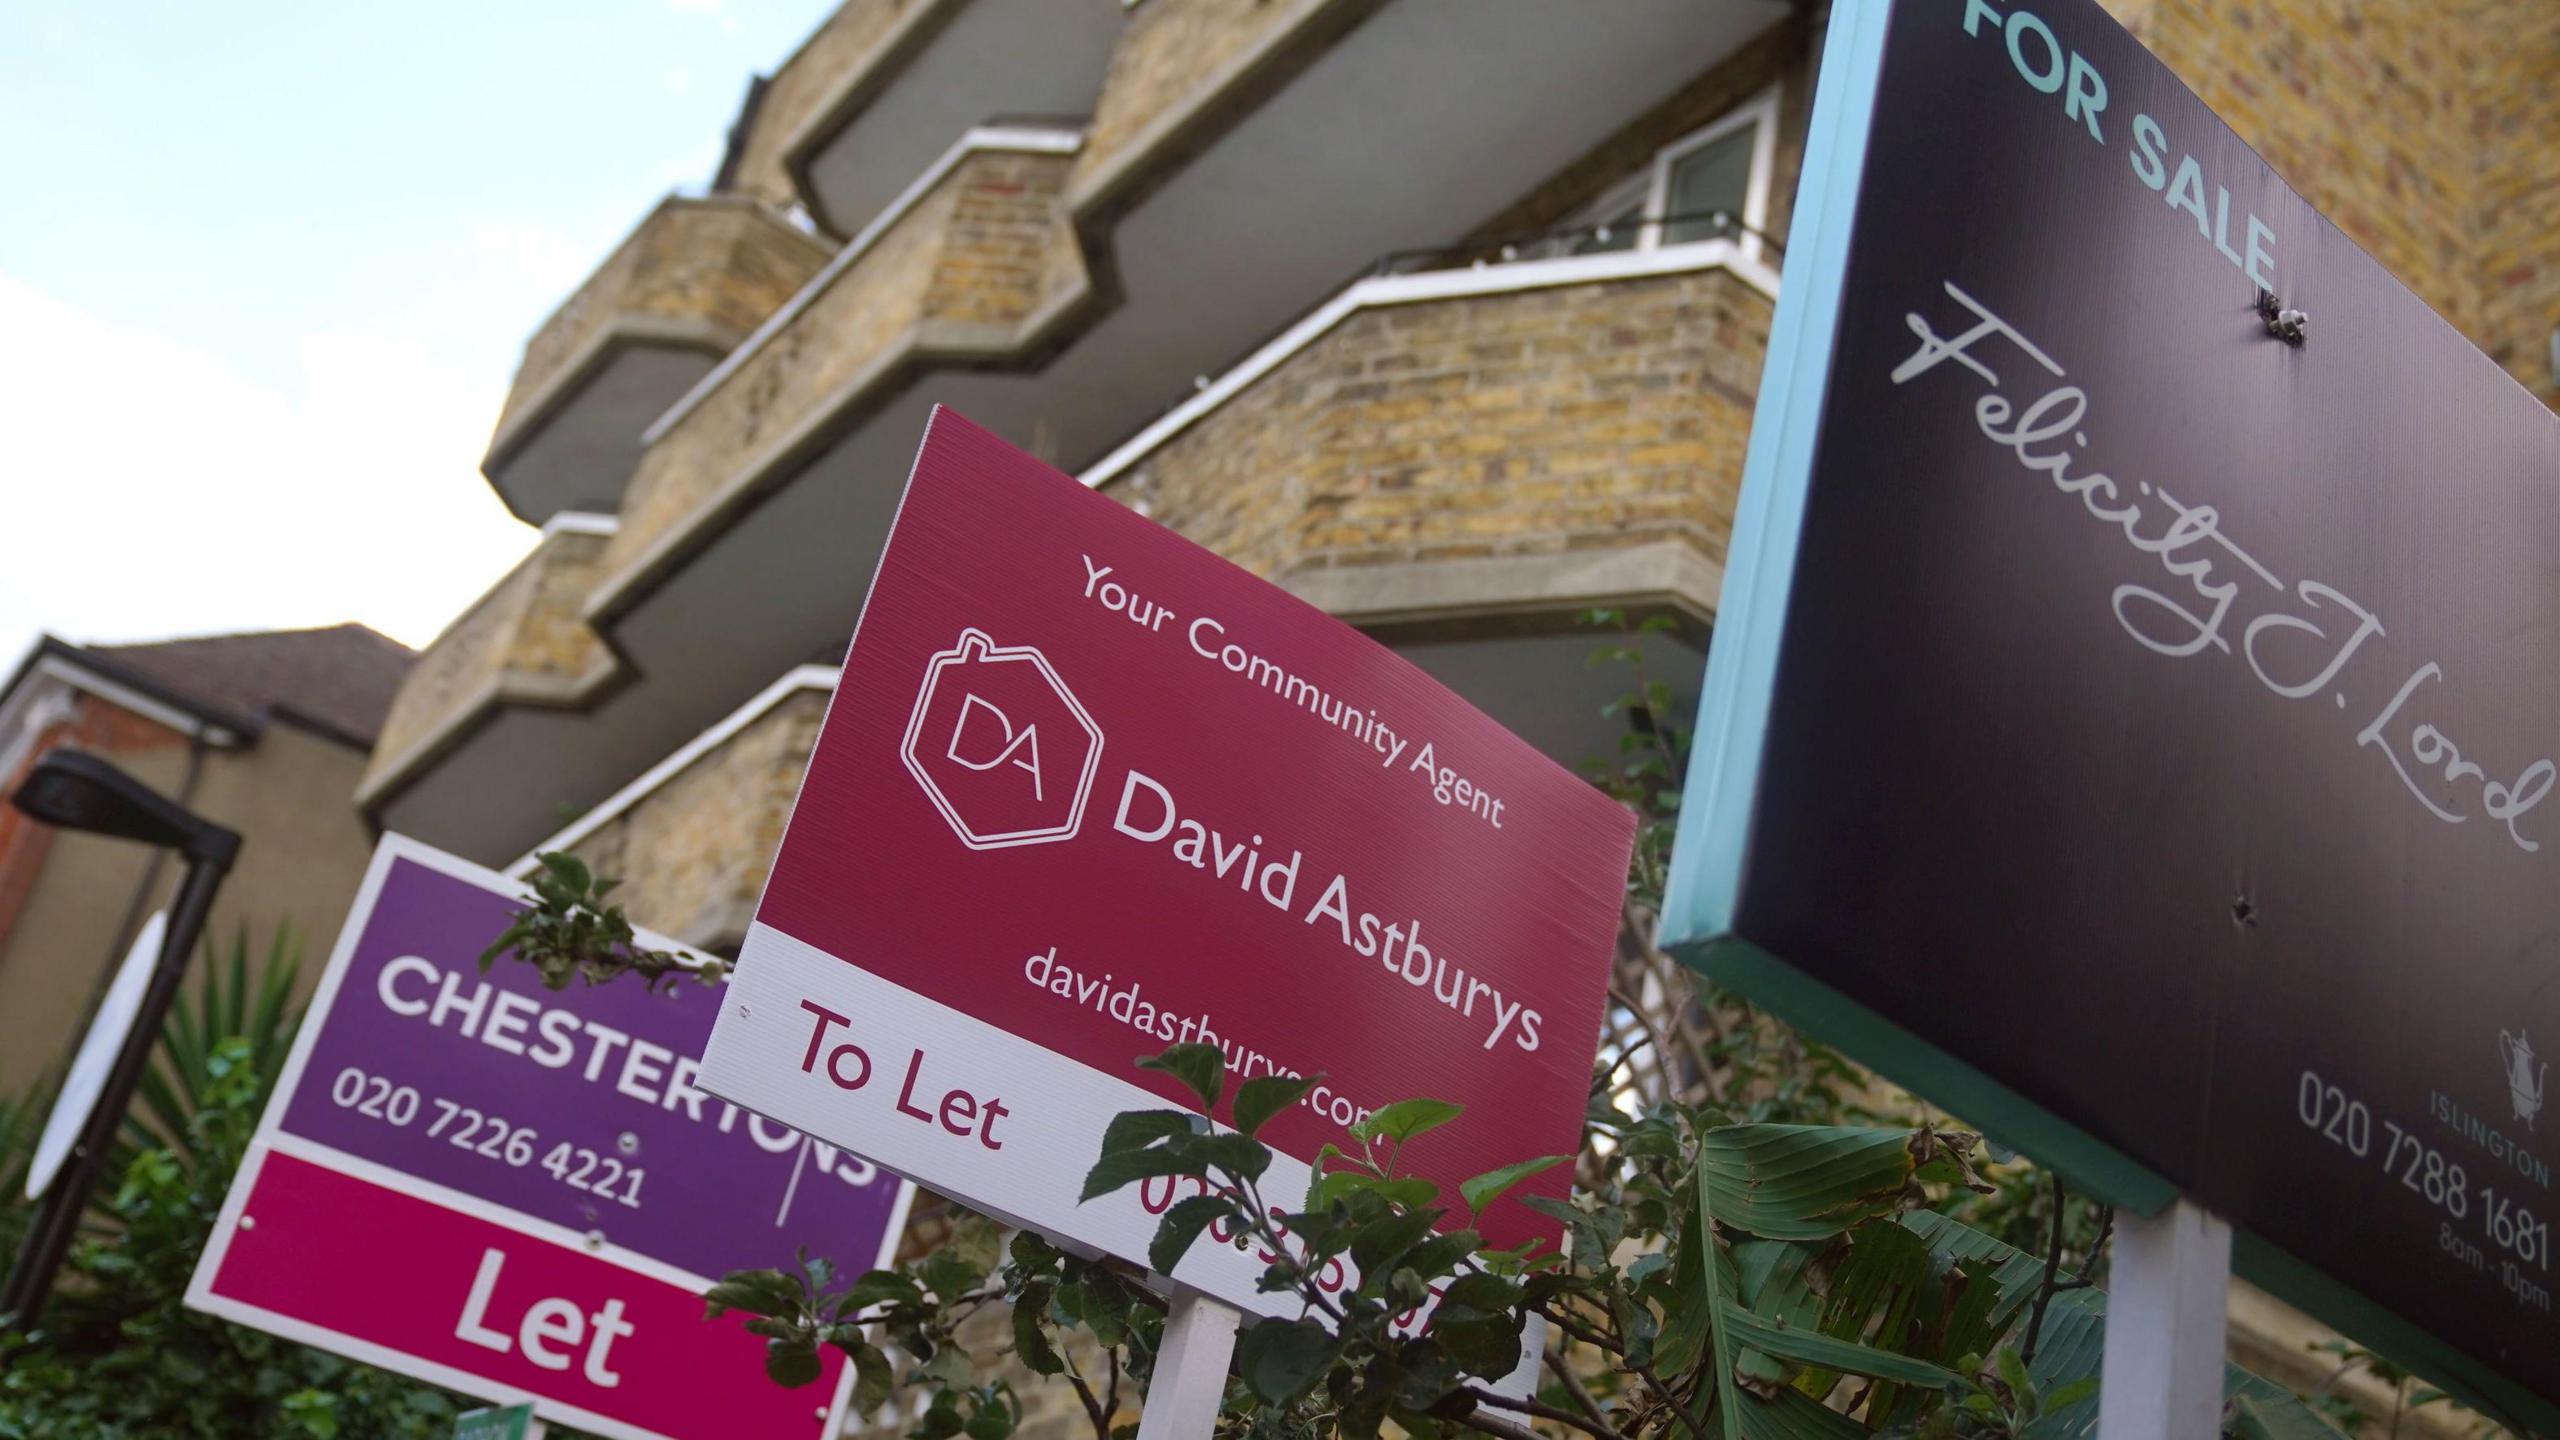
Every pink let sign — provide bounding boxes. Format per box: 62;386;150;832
200;1150;843;1440
186;839;906;1440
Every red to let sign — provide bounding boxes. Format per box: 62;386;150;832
698;409;1633;1316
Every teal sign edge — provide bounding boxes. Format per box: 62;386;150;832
454;1402;535;1440
1654;1;2559;1429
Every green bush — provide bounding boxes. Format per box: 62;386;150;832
0;926;467;1439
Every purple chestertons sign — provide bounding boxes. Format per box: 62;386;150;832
275;838;910;1283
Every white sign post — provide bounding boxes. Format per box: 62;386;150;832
2096;1201;2234;1440
1135;1294;1243;1440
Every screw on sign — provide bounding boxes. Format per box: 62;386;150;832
900;628;1104;849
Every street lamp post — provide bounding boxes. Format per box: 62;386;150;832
0;749;239;1331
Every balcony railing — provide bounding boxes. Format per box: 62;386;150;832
1370;209;1785;276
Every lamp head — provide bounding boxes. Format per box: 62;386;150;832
11;750;238;864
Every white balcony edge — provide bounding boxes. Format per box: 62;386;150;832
540;510;621;539
1078;239;1783;490
641;124;1085;447
503;663;842;878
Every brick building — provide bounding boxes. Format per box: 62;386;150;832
0;626;412;1094
361;0;2560;1427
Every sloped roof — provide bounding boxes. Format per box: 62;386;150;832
71;624;417;750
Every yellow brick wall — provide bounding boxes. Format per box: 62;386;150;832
2101;0;2560;404
1069;0;1351;220
2467;2;2560;400
924;161;1074;327
722;0;925;215
601;147;1084;592
493;197;831;452
1118;268;1772;583
565;686;828;950
366;527;613;785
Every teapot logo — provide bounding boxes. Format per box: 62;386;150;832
2501;1028;2548;1130
902;628;1103;850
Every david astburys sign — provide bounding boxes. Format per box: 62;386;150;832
696;409;1635;1319
1663;0;2560;1422
187;837;912;1440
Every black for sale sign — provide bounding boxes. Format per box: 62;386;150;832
1664;0;2560;1424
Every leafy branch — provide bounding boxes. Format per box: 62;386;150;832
479;852;719;993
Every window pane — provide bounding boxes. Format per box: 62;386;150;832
1661;124;1755;246
1572;203;1643;255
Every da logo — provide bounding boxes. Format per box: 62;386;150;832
2502;1027;2548;1130
902;628;1104;849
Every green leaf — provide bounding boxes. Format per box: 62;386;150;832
913;1400;965;1440
1391;1338;1465;1410
919;1245;987;1304
1699;1148;1773;1440
1373;1177;1441;1210
1352;1099;1463;1146
705;1269;804;1319
2222;1390;2348;1440
1701;1125;1928;1241
1186;1131;1272;1182
1151;1193;1235;1274
1140;1043;1226;1108
281;1389;340;1440
1458;1155;1568;1217
1303;1168;1435;1215
1432;1310;1526;1379
1350;1207;1442;1276
765;1338;823;1388
1236;1317;1337;1404
476;922;527;972
1080;1143;1206;1201
1013;1282;1064;1375
921;1343;975;1390
837;1268;926;1315
1438;1272;1521;1313
848;1340;896;1414
537;850;593;895
1101;1109;1198;1155
1717;1302;1960;1388
1897;1211;2117;1405
1995;1342;2037;1416
2042;1377;2099;1412
1306;1167;1380;1212
1401;1229;1483;1281
1233;1073;1318;1136
1310;1168;1433;1209
1796;1221;1930;1405
1011;1230;1063;1272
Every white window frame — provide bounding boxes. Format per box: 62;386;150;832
1567;84;1782;264
1645;84;1781;260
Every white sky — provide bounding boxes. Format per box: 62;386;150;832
0;0;838;669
